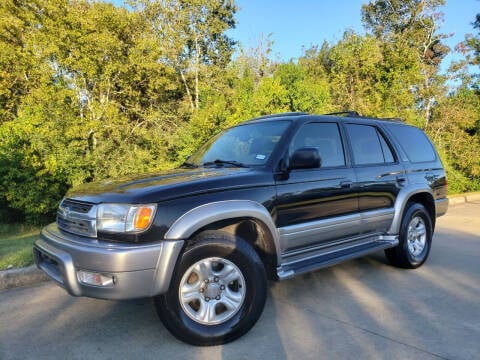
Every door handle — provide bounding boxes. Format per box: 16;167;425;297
340;180;353;188
396;176;407;185
425;173;437;182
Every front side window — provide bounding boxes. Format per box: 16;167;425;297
188;121;290;167
289;122;346;167
345;124;395;165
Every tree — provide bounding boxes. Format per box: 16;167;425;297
429;88;480;192
129;0;237;110
326;32;385;115
455;13;480;90
0;0;185;221
464;14;480;65
362;0;450;125
274;62;331;113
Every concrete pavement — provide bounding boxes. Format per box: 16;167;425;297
0;201;479;359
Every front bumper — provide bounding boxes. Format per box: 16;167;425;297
435;197;449;217
34;223;184;300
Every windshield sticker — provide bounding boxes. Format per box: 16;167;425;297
255;154;266;160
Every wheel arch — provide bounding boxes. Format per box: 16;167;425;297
164;200;281;280
389;186;436;235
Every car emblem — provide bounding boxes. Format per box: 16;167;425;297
60;205;71;218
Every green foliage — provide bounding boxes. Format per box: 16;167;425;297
0;0;234;222
361;0;450;124
274;62;331;113
0;0;479;224
428;88;480;192
0;224;40;270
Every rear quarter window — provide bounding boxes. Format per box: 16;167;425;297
385;124;436;163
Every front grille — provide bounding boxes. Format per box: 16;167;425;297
57;198;97;237
61;199;93;214
57;216;94;236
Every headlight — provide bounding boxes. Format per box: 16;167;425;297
97;204;157;233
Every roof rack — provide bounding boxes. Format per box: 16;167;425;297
252;112;309;121
378;117;404;122
322;111;359;117
322;111;404;122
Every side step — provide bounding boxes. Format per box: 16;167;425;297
277;235;398;280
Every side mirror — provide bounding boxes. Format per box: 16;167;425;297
290;147;321;169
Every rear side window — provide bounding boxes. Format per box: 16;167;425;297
345;124;395;165
386;124;436;163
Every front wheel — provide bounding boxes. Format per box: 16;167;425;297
385;202;433;268
155;231;267;346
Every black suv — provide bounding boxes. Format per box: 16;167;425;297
34;112;448;345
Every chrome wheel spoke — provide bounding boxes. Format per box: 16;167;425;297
410;217;420;229
222;288;243;310
179;257;246;325
219;264;239;284
198;300;216;323
180;282;201;303
416;223;426;237
194;260;212;280
407;216;427;257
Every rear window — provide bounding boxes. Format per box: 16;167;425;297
385;124;436;163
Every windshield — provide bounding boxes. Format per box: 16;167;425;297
187;121;290;167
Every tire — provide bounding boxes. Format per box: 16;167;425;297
385;202;433;269
155;231;267;346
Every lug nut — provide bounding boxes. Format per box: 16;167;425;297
214;276;219;282
220;285;225;290
205;297;210;302
215;295;221;300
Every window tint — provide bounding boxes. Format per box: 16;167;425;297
378;131;395;163
346;124;394;165
290;122;345;167
189;121;290;166
385;124;436;163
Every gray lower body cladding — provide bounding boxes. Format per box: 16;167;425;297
34;223;184;300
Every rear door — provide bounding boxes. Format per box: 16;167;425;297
274;121;359;252
343;122;404;234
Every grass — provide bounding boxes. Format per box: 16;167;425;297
0;224;41;271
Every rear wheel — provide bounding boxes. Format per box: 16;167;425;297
155;231;267;346
385;202;433;268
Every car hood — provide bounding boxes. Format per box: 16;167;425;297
66;167;274;204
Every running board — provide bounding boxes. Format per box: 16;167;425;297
277;235;398;280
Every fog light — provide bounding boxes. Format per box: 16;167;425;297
77;270;114;287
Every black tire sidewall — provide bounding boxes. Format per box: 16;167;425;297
156;235;267;345
400;203;433;267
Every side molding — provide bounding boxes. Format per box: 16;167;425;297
164;200;281;262
388;185;434;235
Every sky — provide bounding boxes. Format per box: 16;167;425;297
111;0;480;73
227;0;479;73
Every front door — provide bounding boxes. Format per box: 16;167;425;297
275;121;358;252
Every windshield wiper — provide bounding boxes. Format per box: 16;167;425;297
180;161;198;168
202;159;247;168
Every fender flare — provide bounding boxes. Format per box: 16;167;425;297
388;185;435;235
164;200;281;263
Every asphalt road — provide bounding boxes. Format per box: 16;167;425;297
1;202;479;360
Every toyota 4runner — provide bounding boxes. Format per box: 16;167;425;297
34;112;448;345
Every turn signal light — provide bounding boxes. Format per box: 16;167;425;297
134;206;154;230
77;270;114;287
